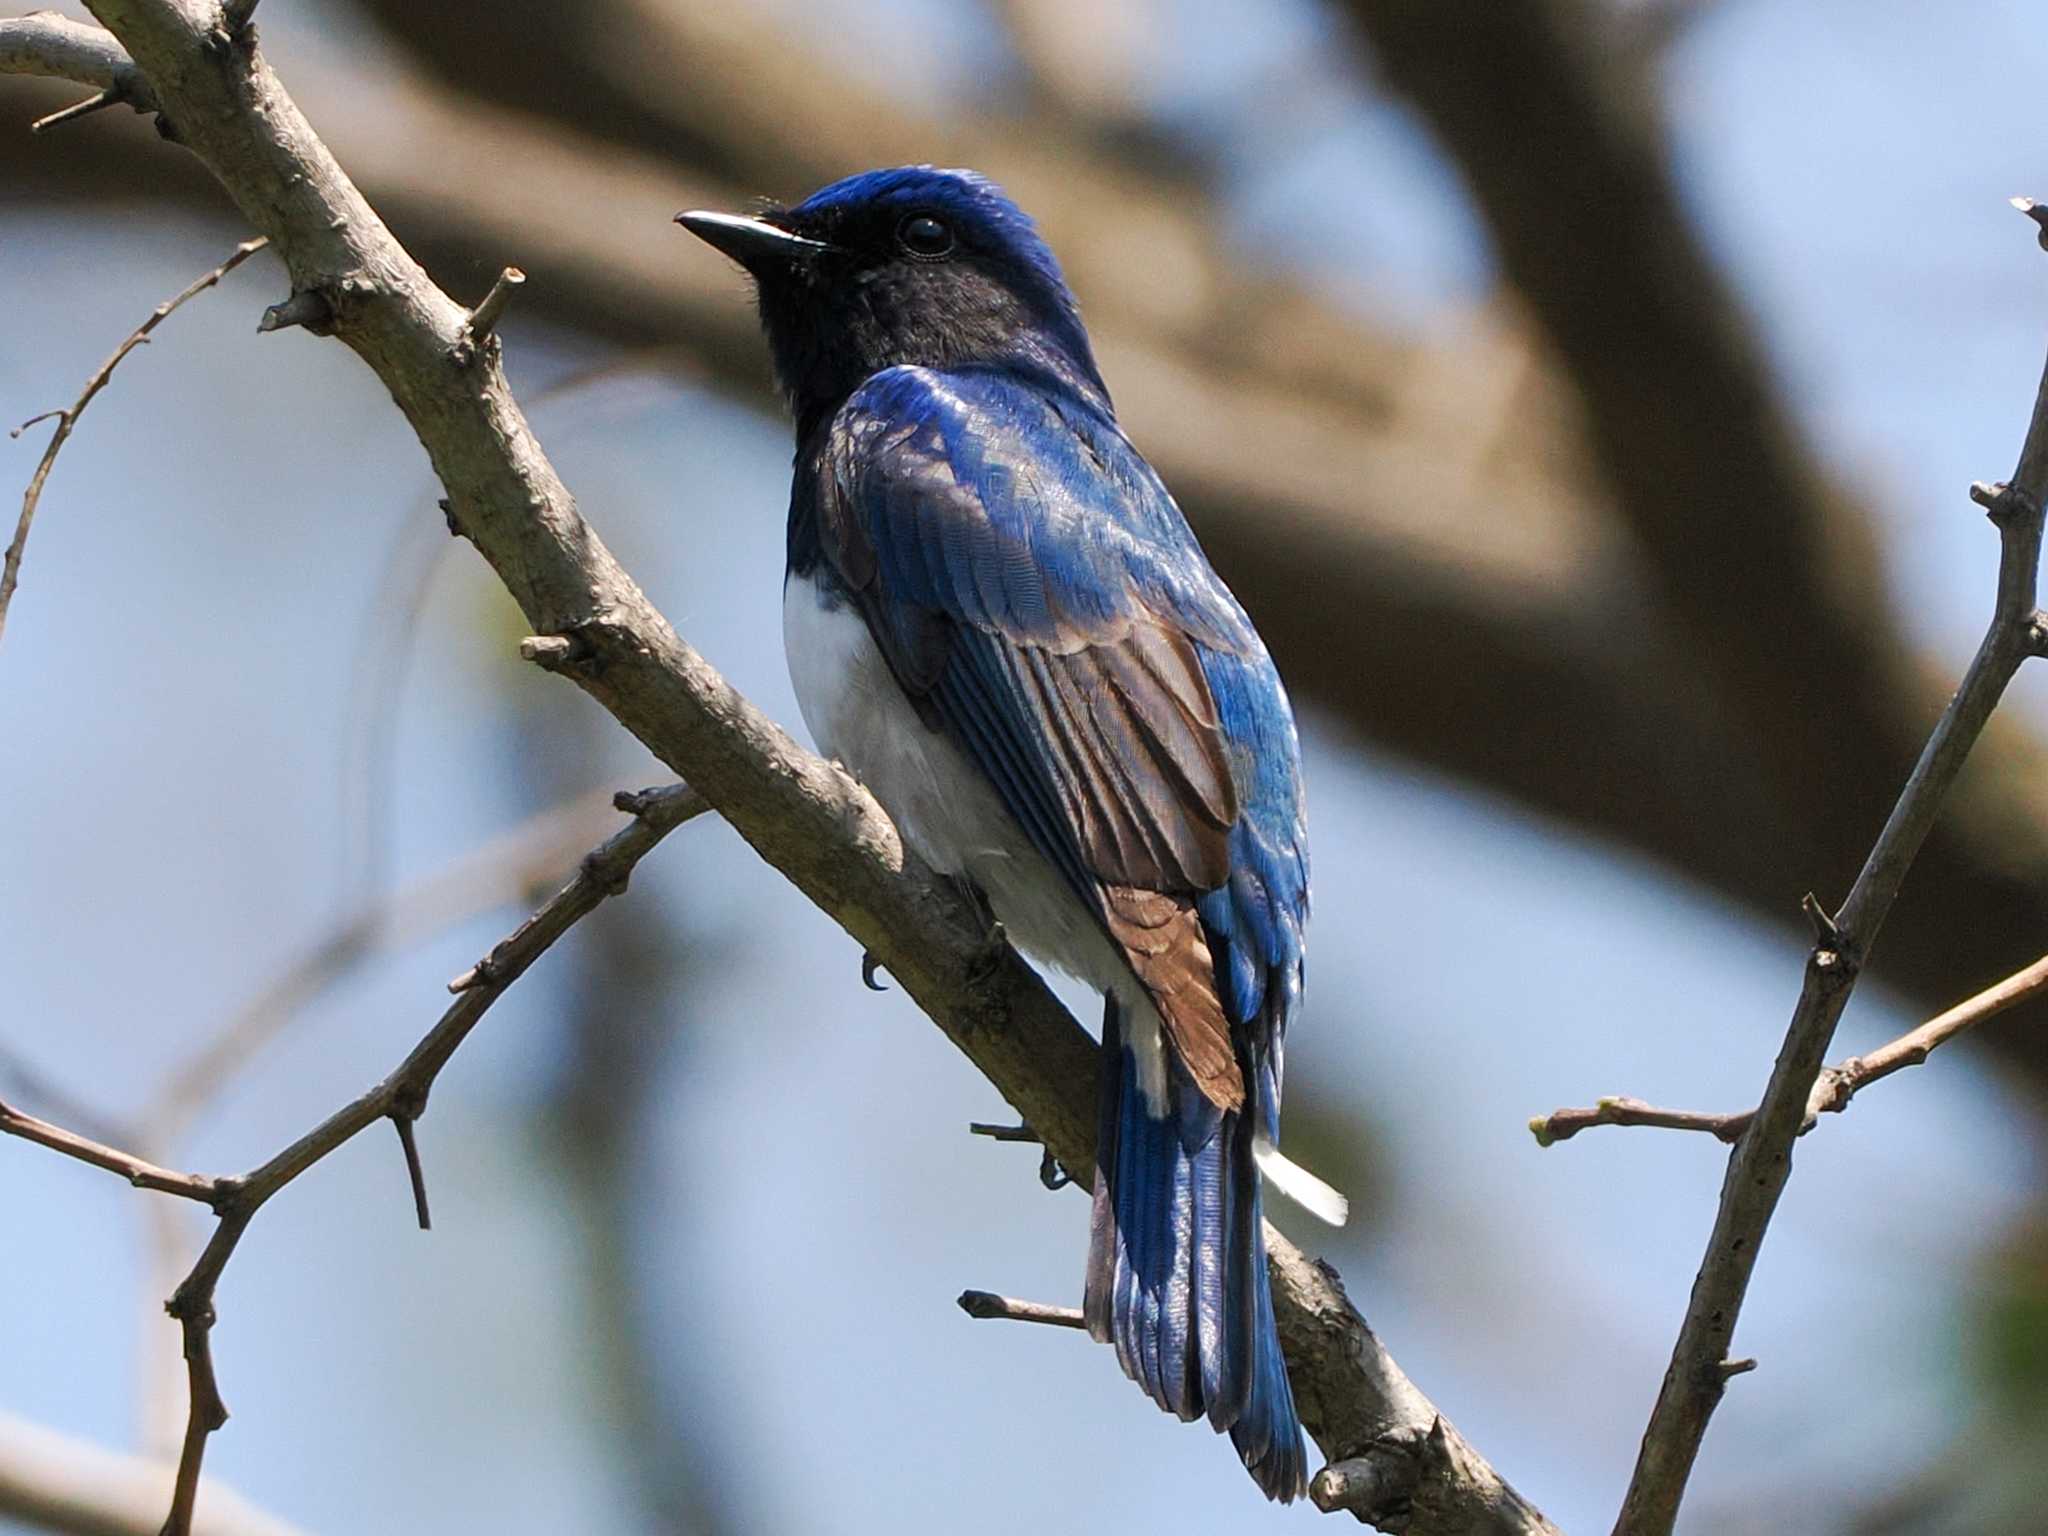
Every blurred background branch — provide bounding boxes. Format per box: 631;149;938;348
0;1411;303;1536
15;0;2048;1068
9;1;2048;1533
2;5;1554;1530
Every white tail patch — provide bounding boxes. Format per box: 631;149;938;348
1253;1138;1350;1226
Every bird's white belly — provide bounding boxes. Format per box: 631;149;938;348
781;574;1148;1020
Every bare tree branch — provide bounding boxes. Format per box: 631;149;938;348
0;10;154;110
0;231;267;647
1611;224;2048;1536
1;780;707;1535
1532;951;2048;1148
3;12;1554;1530
1335;0;2048;1059
17;10;2048;1105
18;41;2048;1100
0;1098;219;1202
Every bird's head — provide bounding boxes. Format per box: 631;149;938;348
677;166;1107;436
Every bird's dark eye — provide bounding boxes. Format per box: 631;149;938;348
897;213;955;259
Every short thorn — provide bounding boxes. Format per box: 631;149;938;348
391;1113;431;1231
956;1290;1086;1328
1800;891;1840;947
447;955;498;994
439;497;464;538
1310;1447;1423;1519
1718;1356;1758;1380
968;1122;1043;1143
518;633;585;670
31;90;120;135
466;267;526;346
258;289;333;335
223;0;262;33
861;950;889;991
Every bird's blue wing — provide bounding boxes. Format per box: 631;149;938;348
805;365;1308;1114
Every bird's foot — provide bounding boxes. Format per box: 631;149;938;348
860;949;890;991
965;919;1008;990
1038;1147;1073;1191
969;1122;1073;1191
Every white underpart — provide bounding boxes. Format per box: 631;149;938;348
785;576;1173;1115
786;575;1348;1229
1253;1138;1350;1226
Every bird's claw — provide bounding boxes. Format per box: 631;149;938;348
861;950;890;991
966;919;1008;989
1038;1148;1073;1191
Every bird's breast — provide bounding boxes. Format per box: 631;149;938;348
780;571;1143;1013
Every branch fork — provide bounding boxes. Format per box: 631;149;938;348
1608;198;2048;1535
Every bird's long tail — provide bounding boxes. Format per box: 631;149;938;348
1083;995;1307;1502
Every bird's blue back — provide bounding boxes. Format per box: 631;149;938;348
792;362;1308;1126
722;162;1316;1499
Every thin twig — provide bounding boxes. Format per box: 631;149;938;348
151;783;707;1534
0;1100;219;1203
956;1290;1087;1329
1612;204;2048;1536
967;1121;1043;1142
391;1112;431;1230
0;785;706;1536
0;1045;131;1150
1530;1097;1746;1147
1;235;267;649
30;86;117;133
1809;951;2048;1113
0;14;1558;1528
1533;951;2048;1148
465;266;525;345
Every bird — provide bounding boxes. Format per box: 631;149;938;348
676;166;1343;1502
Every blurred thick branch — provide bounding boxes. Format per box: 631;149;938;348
13;2;2048;1095
0;8;1553;1533
1338;0;2048;1026
0;1411;303;1536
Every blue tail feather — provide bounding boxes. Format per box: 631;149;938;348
1085;997;1306;1502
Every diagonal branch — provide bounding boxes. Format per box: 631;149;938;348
1610;220;2048;1536
27;30;2048;1089
4;10;1554;1531
1;233;268;647
1;783;708;1536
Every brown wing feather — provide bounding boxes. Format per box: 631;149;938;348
1104;886;1245;1112
997;620;1237;893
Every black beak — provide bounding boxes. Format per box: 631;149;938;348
674;210;835;272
